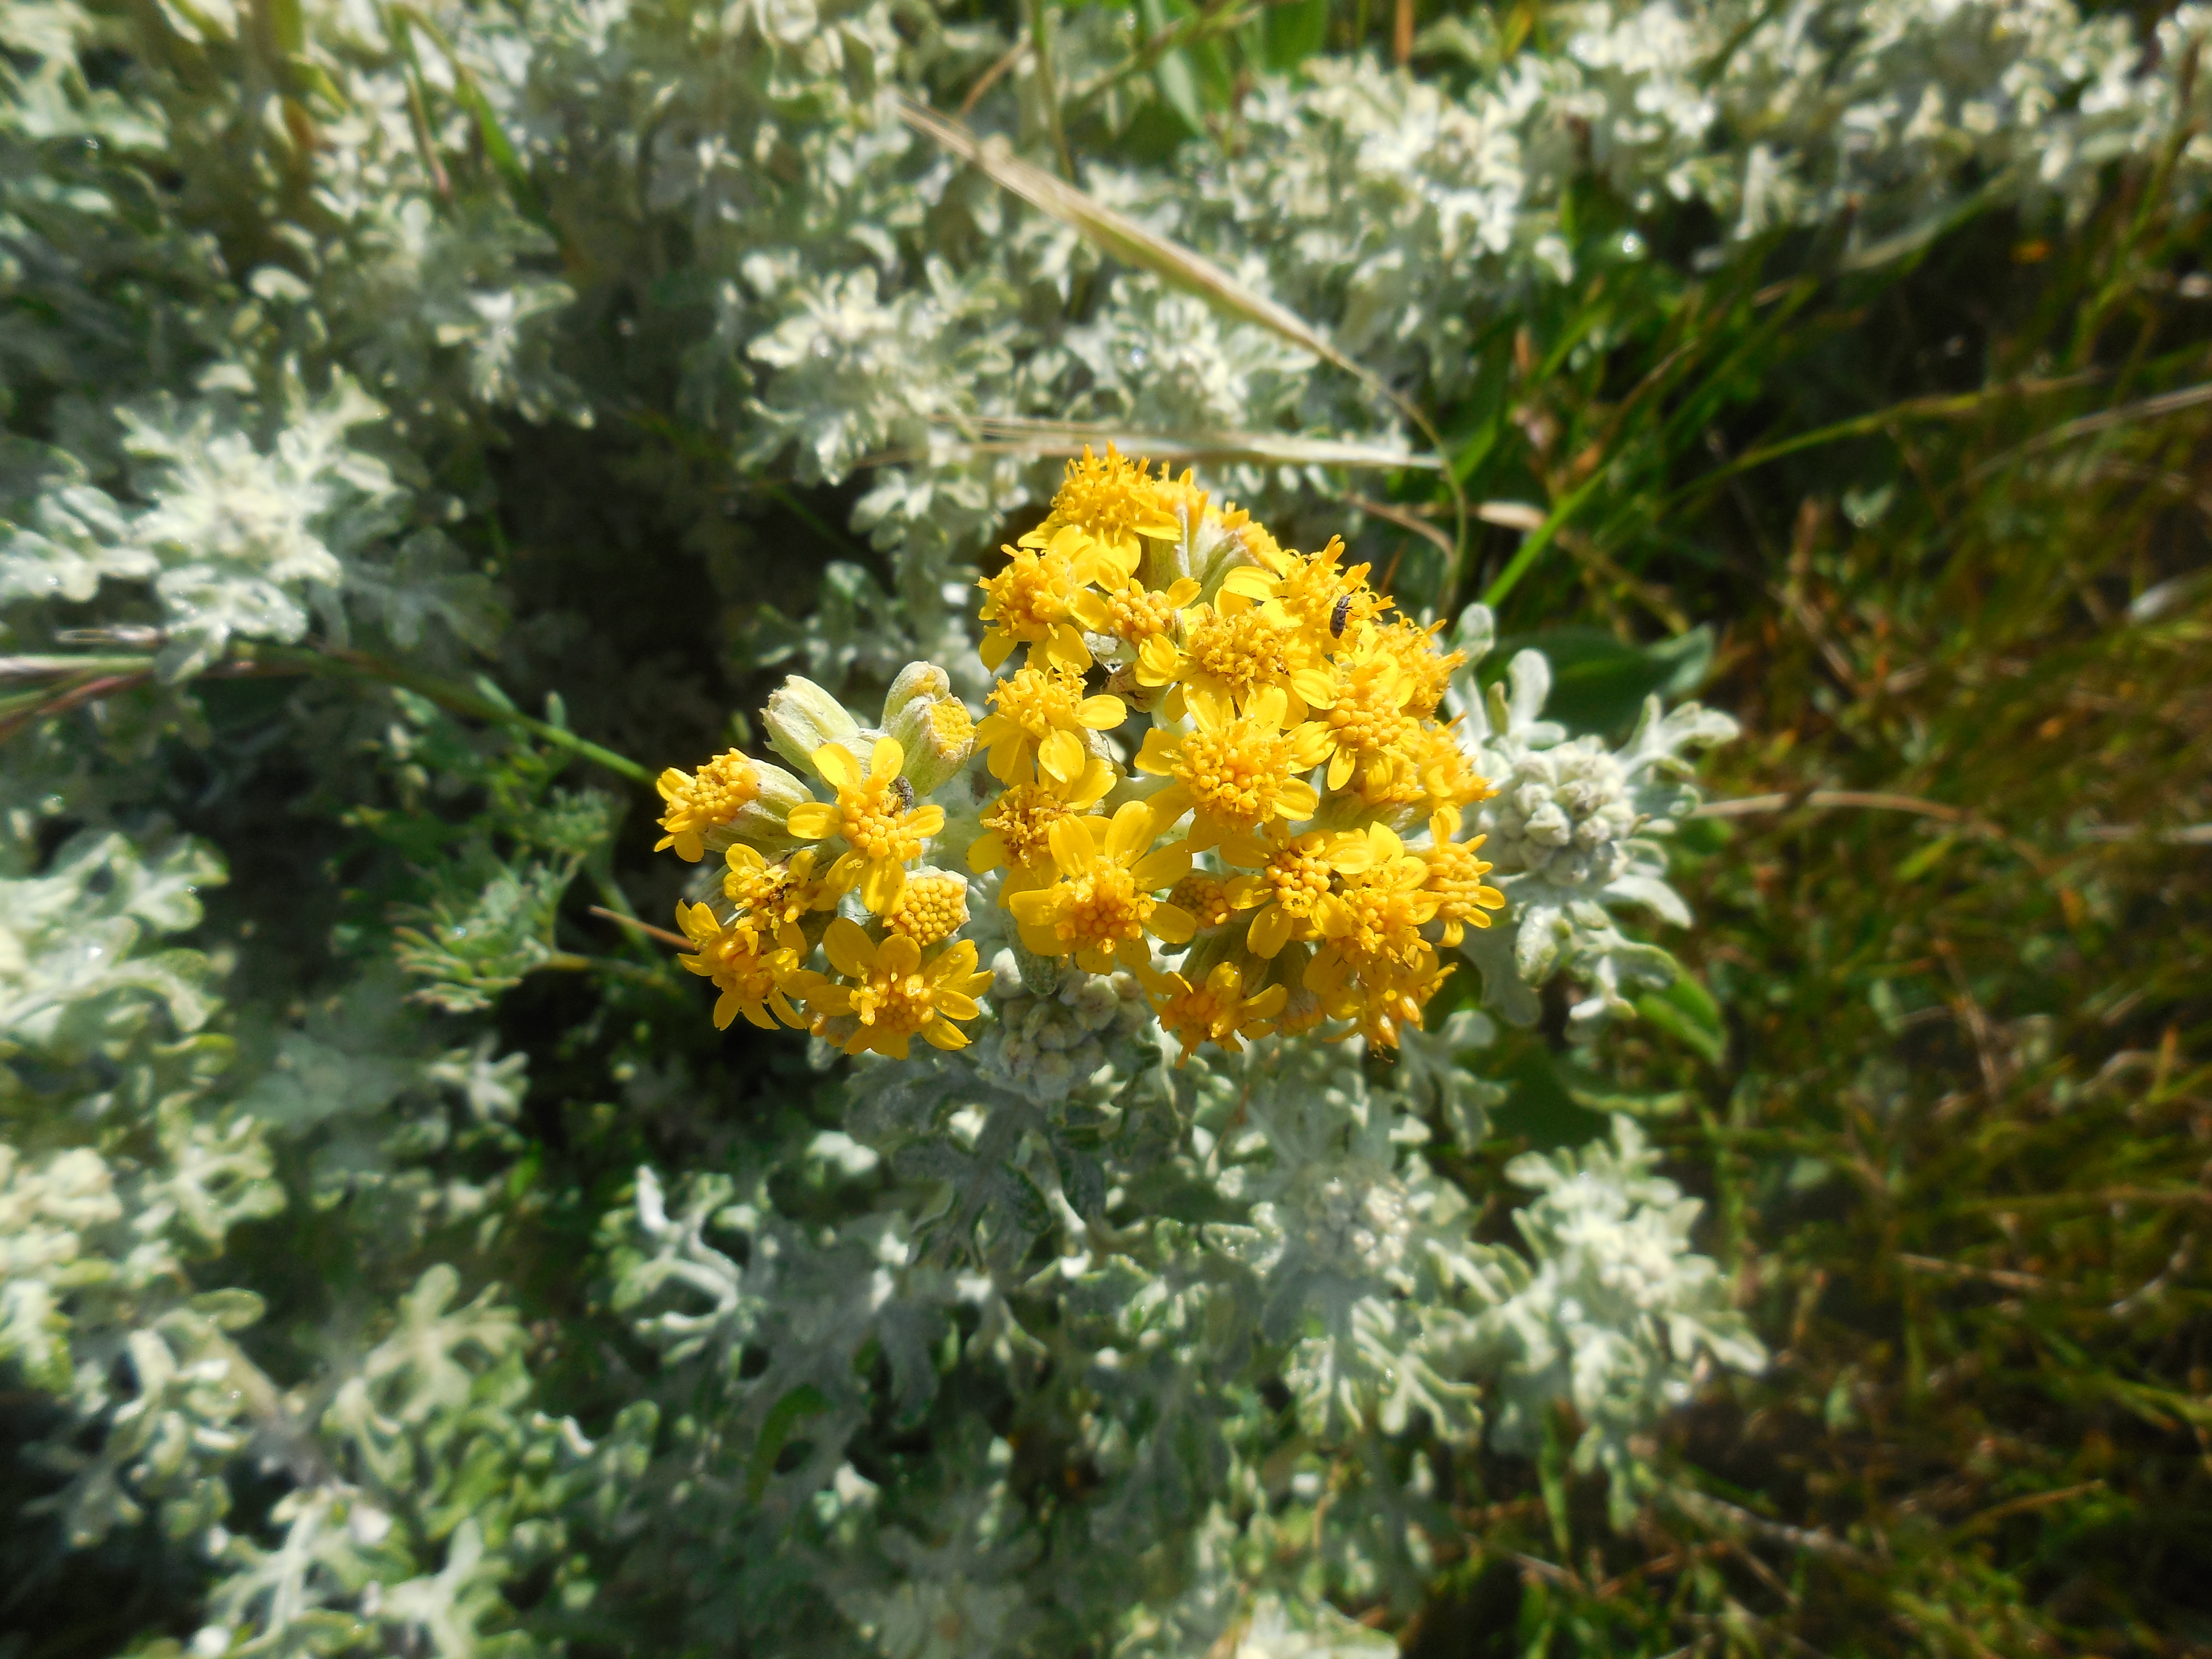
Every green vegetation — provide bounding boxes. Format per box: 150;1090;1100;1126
3;1;2208;1655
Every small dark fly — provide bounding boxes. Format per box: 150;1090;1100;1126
1330;595;1353;637
892;774;916;811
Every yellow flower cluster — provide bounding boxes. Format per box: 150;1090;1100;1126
653;446;1507;1065
973;447;1504;1056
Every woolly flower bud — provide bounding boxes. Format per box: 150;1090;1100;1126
884;687;976;795
880;661;952;725
765;675;862;776
1481;737;1639;889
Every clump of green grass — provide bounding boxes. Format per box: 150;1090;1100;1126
1404;121;2212;1659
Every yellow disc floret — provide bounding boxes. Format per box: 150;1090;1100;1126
788;919;993;1059
977;524;1115;672
655;750;760;862
1151;961;1287;1064
785;736;944;915
674;901;806;1031
974;664;1125;785
1023;445;1179;571
1005;801;1195;974
1134;685;1331;850
885;872;971;948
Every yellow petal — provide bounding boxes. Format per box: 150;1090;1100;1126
1018;923;1066;957
656;767;689;803
814;742;862;789
1070;756;1117;807
878;933;922;976
870;735;905;780
1327;748;1357;791
910;804;946;837
1136;635;1182;686
1045;626;1094;672
980;631;1015;670
825;917;876;977
1104;799;1156;864
1185;684;1232;730
923;1019;970;1050
786;802;838;840
1292;668;1336;709
1046;813;1097;874
862;858;906;915
1076;694;1126;730
1039;728;1088;783
927;939;980;981
1148;902;1196;944
1130;842;1190;890
1132;728;1179;776
1248;903;1294;958
1246;984;1288;1019
1277;779;1319;818
968;831;1007;873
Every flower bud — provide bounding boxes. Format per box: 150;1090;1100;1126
765;676;862;775
884;690;976;795
880;661;953;726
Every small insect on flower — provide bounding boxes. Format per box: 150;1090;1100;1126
785;736;944;915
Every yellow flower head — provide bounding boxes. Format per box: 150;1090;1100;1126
785;736;945;915
977;525;1117;673
967;755;1118;875
1166;871;1237;931
655;750;760;862
1304;637;1422;792
1072;574;1200;652
721;845;833;947
1220;825;1373;958
1321;955;1453;1050
1147;602;1324;718
974;663;1125;784
674;900;807;1032
1134;685;1331;850
1023;445;1179;570
1152;961;1287;1065
1305;824;1441;991
1422;809;1507;946
1369;616;1461;719
884;871;971;948
1005;800;1196;974
788;919;993;1059
1416;722;1492;817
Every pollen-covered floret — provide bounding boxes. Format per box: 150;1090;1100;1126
1023;444;1179;569
884;871;971;948
975;663;1125;784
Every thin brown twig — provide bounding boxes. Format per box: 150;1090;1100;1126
589;906;689;950
1897;1253;2051;1294
958;34;1031;117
